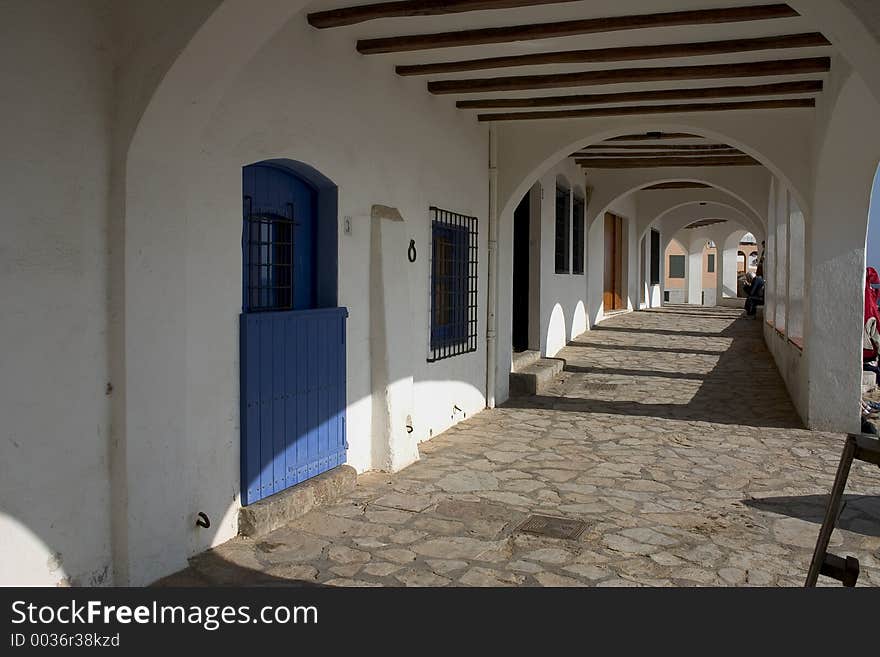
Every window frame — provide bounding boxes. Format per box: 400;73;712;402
572;195;585;275
650;229;661;285
428;207;479;363
242;196;296;313
668;254;686;279
554;185;571;274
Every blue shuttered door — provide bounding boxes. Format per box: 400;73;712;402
240;308;347;506
240;164;347;506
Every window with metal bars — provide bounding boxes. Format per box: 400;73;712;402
428;207;478;363
242;196;295;312
572;195;585;275
555;186;570;274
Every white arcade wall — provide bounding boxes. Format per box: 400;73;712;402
1;2;489;587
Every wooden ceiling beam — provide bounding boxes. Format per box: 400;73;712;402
580;144;736;151
398;33;829;76
576;156;760;168
357;4;800;54
643;182;713;190
579;149;744;157
607;133;700;141
478;98;816;121
309;0;584;28
456;80;823;108
431;57;830;94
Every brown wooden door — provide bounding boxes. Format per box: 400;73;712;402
603;213;624;311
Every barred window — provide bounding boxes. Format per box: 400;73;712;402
554;186;570;274
242;196;294;312
572;195;585;275
429;207;478;363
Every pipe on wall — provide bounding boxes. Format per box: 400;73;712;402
486;124;498;409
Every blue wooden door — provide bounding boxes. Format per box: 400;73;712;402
240;163;347;506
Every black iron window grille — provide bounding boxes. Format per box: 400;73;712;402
572;196;585;275
428;207;478;363
555;186;570;274
242;195;296;312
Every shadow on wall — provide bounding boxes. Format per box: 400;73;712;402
505;306;803;430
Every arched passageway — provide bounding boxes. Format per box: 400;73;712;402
7;0;880;589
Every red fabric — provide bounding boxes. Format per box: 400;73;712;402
864;267;880;359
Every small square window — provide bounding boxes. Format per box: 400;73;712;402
669;255;686;279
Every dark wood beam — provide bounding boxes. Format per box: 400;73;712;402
580;149;744;157
398;33;829;76
686;219;728;228
607;133;699;141
478;98;816;121
309;0;584;28
456;80;823;109
576;156;760;168
432;57;831;94
358;4;800;54
643;182;712;190
581;144;736;151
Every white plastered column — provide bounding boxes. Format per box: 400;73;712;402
803;72;880;432
774;181;789;332
687;244;703;305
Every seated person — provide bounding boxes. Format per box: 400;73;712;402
744;272;765;317
863;267;880;384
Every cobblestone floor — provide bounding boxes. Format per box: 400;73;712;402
164;306;880;587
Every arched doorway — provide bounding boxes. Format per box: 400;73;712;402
239;161;347;506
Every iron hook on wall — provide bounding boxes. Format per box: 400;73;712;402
196;512;211;529
408;239;417;263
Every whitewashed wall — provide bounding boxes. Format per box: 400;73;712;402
121;9;489;585
536;161;589;357
0;1;488;587
0;1;114;587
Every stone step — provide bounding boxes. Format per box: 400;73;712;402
511;349;541;372
509;357;565;396
238;464;358;538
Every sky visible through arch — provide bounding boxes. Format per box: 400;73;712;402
868;168;880;273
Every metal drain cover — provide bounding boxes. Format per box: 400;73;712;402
583;382;619;392
516;515;588;540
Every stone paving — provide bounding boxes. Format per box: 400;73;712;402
163;306;880;587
